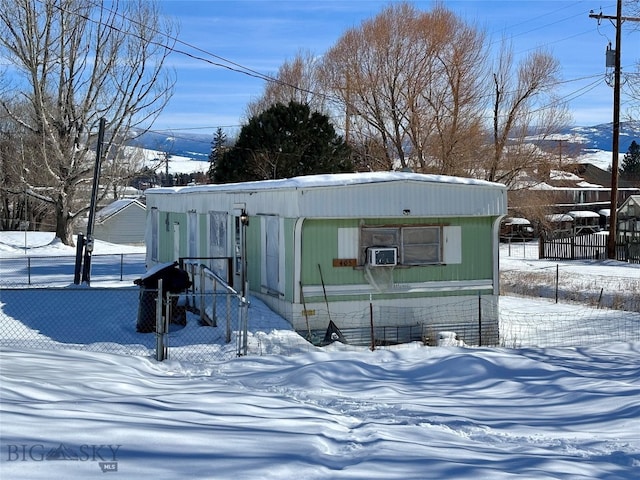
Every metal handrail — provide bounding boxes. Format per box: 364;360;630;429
181;259;249;356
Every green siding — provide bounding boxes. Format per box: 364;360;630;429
300;217;496;289
301;219;361;287
158;212;187;262
155;212;497;305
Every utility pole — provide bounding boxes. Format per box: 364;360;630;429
81;117;106;285
589;2;640;259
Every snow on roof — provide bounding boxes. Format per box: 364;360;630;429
550;170;582;181
567;210;600;218
146;171;505;195
96;198;145;222
529;182;555;190
504;217;531;225
545;214;574;222
576;181;605;188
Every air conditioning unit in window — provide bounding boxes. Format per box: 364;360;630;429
367;247;398;266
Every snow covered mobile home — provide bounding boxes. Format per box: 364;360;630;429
144;172;507;346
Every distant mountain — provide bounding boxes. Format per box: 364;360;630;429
127;129;212;161
566;120;640;153
127;121;640;163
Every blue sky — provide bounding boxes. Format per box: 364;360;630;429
154;1;637;133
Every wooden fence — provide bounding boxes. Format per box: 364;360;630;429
539;234;640;263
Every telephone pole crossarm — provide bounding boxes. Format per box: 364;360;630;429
588;12;640;22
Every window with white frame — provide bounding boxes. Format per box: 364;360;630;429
263;215;280;293
360;225;443;265
209;211;228;277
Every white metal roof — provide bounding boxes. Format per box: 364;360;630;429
150;171;501;193
145;172;507;218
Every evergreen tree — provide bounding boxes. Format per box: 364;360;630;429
213;101;353;183
207;127;228;183
621;140;640;183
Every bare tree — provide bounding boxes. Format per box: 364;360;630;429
0;98;58;231
319;2;420;169
0;0;175;245
246;49;326;119
318;2;487;173
413;7;488;175
487;42;571;187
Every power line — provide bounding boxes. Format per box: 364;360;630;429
30;0;627;133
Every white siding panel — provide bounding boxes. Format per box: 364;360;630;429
338;228;359;258
443;226;462;264
296;183;506;218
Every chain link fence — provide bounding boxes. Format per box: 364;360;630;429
0;285;248;363
3;246;640;362
2;284;640;362
0;253;146;287
152;290;249;362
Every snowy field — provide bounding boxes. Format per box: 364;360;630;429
1;232;639;479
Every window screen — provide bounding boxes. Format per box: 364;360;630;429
209;211;228;277
360;225;442;265
150;208;158;261
401;227;441;264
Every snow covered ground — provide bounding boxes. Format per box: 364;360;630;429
1;232;639;479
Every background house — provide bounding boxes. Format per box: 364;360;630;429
618;195;640;238
93;198;146;245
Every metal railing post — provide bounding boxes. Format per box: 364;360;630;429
237;298;249;356
226;294;232;343
212;277;218;327
155;279;166;361
199;264;206;325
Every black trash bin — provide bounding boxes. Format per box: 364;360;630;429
135;261;192;333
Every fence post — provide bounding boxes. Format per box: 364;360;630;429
478;294;482;346
226;294;232;343
369;301;375;351
212;276;218;327
571;235;575;259
74;233;84;284
242;300;249;355
237;299;249;356
199;264;206;325
555;264;559;304
119;253;124;281
155;279;166;361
